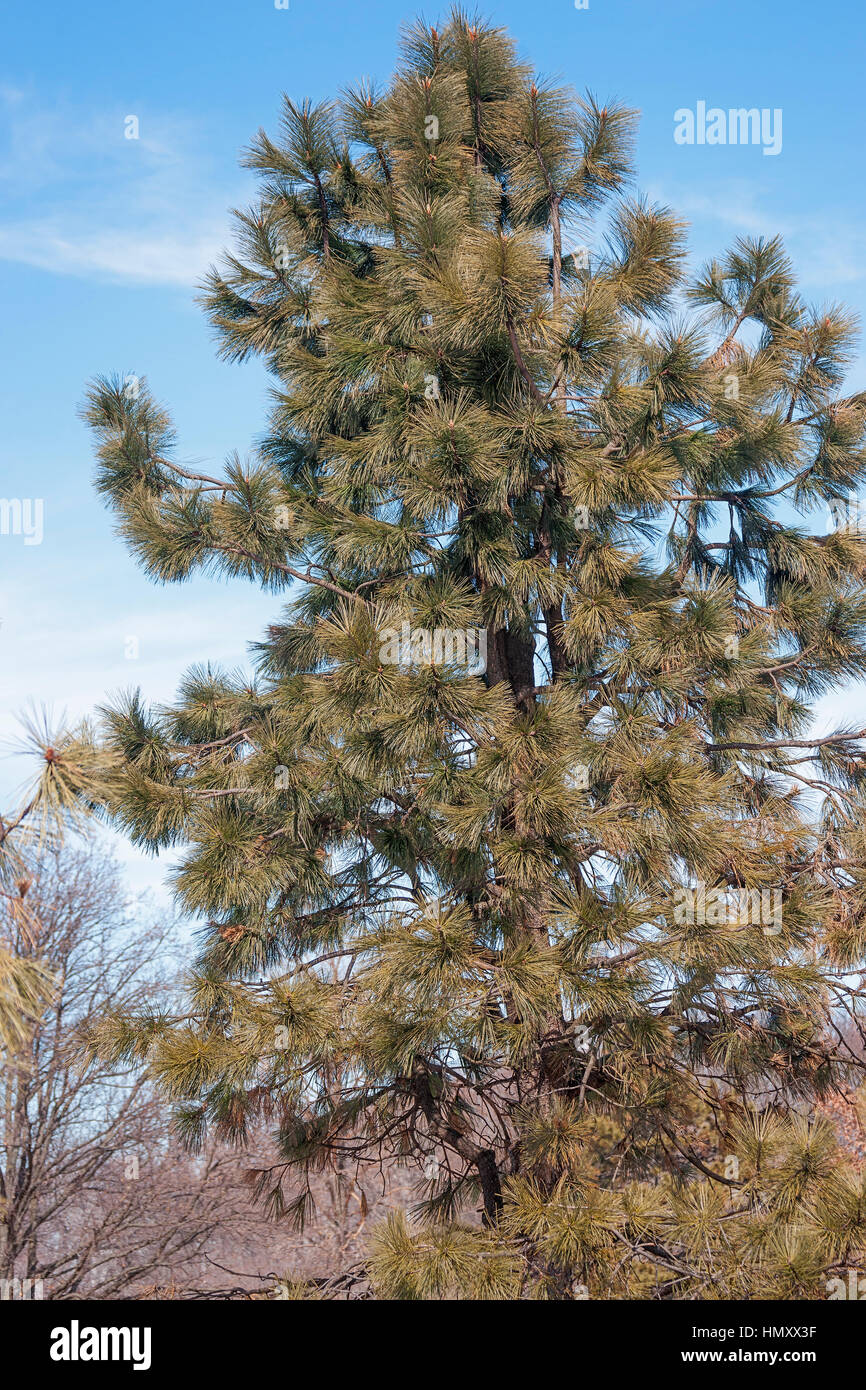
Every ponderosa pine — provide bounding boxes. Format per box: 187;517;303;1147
63;7;866;1297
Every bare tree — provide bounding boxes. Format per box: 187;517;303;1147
0;840;255;1298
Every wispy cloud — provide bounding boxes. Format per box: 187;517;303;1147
0;221;229;286
649;178;866;292
0;88;248;287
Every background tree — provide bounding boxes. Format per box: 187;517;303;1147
1;840;257;1298
73;7;866;1297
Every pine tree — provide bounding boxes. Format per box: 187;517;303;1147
72;8;866;1298
0;712;91;1050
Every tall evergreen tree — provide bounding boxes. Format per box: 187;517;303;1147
72;9;866;1297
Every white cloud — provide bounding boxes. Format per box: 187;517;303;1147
649;179;866;292
0;221;229;286
0;94;249;288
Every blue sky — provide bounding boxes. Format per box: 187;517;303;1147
1;0;864;903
